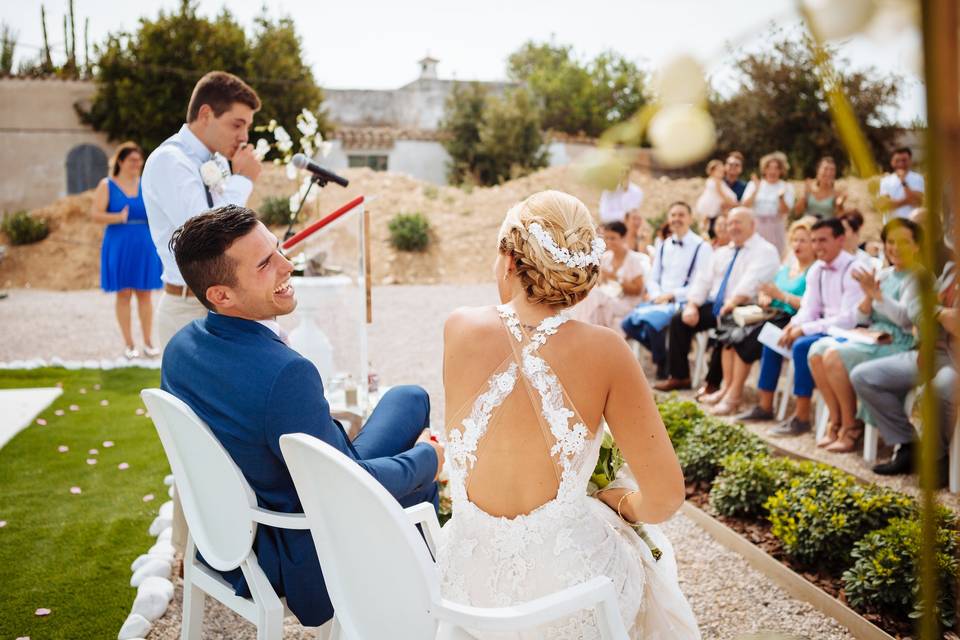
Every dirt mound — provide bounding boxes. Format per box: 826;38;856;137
0;165;880;290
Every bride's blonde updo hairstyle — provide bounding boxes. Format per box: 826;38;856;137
498;190;601;308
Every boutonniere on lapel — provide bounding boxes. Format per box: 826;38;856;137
200;154;230;195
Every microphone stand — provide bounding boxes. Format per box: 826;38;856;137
284;174;328;241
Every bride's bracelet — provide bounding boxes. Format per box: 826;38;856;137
616;490;642;525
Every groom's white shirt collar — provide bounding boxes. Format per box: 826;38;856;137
177;123;213;162
209;311;282;337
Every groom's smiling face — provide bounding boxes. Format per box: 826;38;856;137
212;222;297;320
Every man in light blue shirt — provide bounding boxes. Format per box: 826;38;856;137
142;70;263;348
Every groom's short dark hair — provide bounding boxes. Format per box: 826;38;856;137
187;71;261;122
170;205;259;311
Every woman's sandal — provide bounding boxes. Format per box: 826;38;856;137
700;389;727;406
816;423;841;448
710;398;742;416
825;420;865;453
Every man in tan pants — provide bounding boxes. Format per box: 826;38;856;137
142;71;263;551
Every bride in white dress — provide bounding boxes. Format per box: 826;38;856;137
437;190;700;639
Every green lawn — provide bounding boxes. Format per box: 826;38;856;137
0;367;169;640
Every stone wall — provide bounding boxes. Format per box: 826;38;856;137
0;78;114;213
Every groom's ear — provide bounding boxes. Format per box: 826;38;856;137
205;284;233;311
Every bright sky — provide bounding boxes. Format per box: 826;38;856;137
6;0;925;125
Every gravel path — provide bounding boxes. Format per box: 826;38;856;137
1;287;856;639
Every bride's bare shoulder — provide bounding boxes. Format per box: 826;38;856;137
566;319;635;360
444;305;501;340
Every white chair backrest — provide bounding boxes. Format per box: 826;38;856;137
279;433;440;640
141;389;258;571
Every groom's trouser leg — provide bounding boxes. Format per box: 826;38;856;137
352;385;438;508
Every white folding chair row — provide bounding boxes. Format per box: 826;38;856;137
862;389;918;464
773;360;794;422
141;389;330;640
279;433;631;640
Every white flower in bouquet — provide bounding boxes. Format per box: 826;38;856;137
253;138;271;161
288;175;316;213
655;54;707;106
286;161;299;181
297;108;319;137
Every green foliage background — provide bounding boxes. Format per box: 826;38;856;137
78;1;326;153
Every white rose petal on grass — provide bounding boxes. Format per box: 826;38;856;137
88;449;98;455
34;608;51;616
79;388;87;394
54;409;64;416
135;408;145;416
648;104;716;168
70;486;82;494
93;384;101;390
69;404;79;412
100;399;109;407
118;462;130;470
58;445;68;453
86;459;97;465
36;418;47;426
143;494;155;502
0;520;6;527
103;441;114;448
655;55;707;106
803;0;876;40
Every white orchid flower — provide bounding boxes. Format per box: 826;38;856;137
803;0;877;40
253;138;271;161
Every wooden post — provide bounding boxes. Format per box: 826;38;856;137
364;207;372;324
918;2;959;638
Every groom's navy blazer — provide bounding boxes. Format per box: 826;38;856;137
161;312;438;626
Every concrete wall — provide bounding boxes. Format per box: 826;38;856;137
388;140;450;185
0;79;114;213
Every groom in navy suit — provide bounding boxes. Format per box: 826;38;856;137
161;204;443;627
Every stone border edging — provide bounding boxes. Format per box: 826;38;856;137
681;502;895;640
0;358;161;371
117;475;178;640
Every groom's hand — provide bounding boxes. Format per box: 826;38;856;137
416;429;445;480
232;143;262;182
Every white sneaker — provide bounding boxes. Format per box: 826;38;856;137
124;347;140;360
143;345;161;358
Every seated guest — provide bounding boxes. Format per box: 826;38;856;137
736;218;864;434
573;221;649;331
810;219;921;452
742;151;795;256
695;159;738;239
625;208;654;256
654;207;780;391
851;260;957;477
703;217;816;415
161;205;444;627
622;202;712;379
711;212;730;249
837;209;881;269
794;156;845;219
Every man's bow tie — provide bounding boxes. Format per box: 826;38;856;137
672;239;683;247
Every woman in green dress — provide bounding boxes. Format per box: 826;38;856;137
809;218;921;452
794;156;846;219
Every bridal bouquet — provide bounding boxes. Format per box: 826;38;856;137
591;430;662;561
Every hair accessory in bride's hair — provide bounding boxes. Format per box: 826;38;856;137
526;222;605;269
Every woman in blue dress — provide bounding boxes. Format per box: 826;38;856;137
89;142;162;358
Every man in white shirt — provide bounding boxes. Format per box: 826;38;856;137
599;168;643;224
142;70;263;348
654;207;780;391
878;147;924;221
621;201;712;378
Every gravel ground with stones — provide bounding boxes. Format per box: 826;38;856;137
1;286;856;639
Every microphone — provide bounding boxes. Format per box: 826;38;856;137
290;153;349;188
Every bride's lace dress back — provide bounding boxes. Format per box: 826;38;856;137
438;304;700;639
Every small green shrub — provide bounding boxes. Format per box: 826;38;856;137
709;454;813;518
258;196;293;226
656;397;706;449
423;185;438;200
1;211;49;245
388;213;430;252
843;515;959;628
766;466;916;568
676;416;767;483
